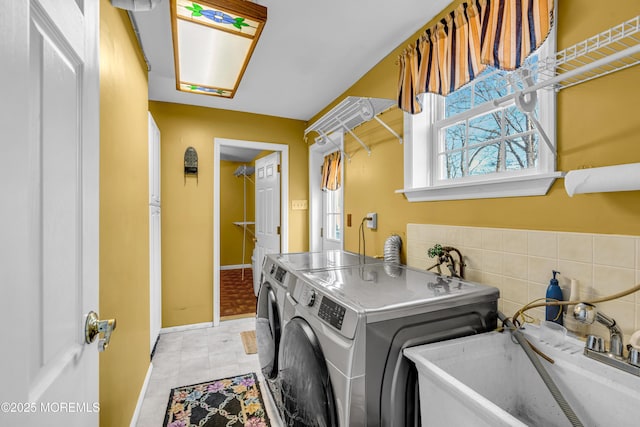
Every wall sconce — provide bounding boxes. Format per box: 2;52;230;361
184;146;198;183
171;0;268;98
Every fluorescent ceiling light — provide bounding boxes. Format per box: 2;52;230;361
171;0;267;98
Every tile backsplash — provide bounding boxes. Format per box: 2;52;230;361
407;224;640;340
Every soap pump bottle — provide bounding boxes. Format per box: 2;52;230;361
545;270;564;325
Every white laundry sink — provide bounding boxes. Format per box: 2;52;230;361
404;325;640;427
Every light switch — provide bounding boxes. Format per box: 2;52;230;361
292;200;308;210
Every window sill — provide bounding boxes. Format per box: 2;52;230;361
397;172;564;202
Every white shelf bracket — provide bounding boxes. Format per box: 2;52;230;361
318;130;352;162
337;117;371;156
373;115;403;144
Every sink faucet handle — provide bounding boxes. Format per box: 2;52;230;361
586;334;605;352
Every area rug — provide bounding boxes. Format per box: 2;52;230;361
163;373;271;427
240;330;257;355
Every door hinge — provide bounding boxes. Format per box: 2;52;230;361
277;164;281;173
276;226;281;235
320;227;323;238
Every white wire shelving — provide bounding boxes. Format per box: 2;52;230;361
304;96;400;157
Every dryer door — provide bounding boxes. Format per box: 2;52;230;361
279;317;337;427
256;281;280;380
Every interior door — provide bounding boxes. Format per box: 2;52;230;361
0;0;101;424
254;152;281;290
309;134;344;252
149;113;161;352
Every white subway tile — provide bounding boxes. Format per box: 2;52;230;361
482;250;503;275
593;265;636;303
463;227;483;249
503;253;528;280
528;231;557;258
502;278;528;304
445;226;464;247
481;228;503;251
462;247;483;270
558;232;593;263
594;235;635;269
528;256;558;285
557;260;593;298
502;229;528;254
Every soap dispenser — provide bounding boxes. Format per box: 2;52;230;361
545;270;564;325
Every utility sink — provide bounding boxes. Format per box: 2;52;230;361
404;325;640;427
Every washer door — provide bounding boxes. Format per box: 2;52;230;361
256;281;280;380
279;317;337;427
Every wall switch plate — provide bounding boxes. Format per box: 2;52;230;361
366;212;377;230
292;199;308;210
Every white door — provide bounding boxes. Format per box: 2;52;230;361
254;152;281;290
149;114;161;352
0;0;101;425
309;134;344;252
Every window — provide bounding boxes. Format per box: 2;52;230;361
400;36;562;202
324;187;342;241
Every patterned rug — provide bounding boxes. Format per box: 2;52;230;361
163;373;270;427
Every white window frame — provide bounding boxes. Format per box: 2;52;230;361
398;27;562;202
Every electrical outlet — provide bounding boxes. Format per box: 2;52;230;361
366;212;377;230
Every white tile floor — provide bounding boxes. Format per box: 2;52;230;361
136;317;282;426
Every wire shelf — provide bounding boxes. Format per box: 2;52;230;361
533;15;640;91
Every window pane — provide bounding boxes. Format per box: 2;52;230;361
505;105;532;135
444;152;464;179
444;122;466;151
326;213;340;241
468;143;500;176
445;85;472;118
468;111;502;146
505;135;538;170
473;68;509;106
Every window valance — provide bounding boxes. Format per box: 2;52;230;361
321;151;342;191
398;0;554;114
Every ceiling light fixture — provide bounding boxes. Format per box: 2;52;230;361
171;0;267;98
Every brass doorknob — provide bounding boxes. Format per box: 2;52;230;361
85;311;117;352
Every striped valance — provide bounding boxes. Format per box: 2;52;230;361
398;0;554;114
321;151;342;191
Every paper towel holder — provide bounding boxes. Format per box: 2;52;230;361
564;163;640;197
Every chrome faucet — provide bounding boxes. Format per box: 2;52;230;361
573;302;623;357
573;302;640;376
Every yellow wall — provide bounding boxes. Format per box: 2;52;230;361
309;0;640;259
220;160;256;266
148;102;307;327
99;1;150;425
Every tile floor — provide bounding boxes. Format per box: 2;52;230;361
136;317;282;426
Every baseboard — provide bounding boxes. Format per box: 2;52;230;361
160;322;213;334
129;362;153;427
220;264;252;270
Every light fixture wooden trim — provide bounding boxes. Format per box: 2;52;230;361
170;0;268;99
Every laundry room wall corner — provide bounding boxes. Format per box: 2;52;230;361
100;1;151;425
149;102;308;328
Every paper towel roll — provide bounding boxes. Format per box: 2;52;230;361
564;163;640;197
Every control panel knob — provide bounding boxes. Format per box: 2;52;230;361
304;289;316;307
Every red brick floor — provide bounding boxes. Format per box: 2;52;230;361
220;268;256;319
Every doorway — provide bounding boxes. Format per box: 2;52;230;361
309;133;344;252
214;138;289;326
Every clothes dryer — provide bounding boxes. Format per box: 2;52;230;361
277;263;499;426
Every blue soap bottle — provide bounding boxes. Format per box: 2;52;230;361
545;270;564;325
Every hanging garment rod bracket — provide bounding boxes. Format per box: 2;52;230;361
318;130;352;162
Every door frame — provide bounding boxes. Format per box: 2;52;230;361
213;138;289;326
309;134;344;252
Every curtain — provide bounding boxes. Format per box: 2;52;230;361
321;151;342;191
397;0;554;114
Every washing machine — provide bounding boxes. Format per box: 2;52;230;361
255;251;384;414
277;262;499;426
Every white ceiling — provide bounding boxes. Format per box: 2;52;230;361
132;0;450;121
220;146;263;162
